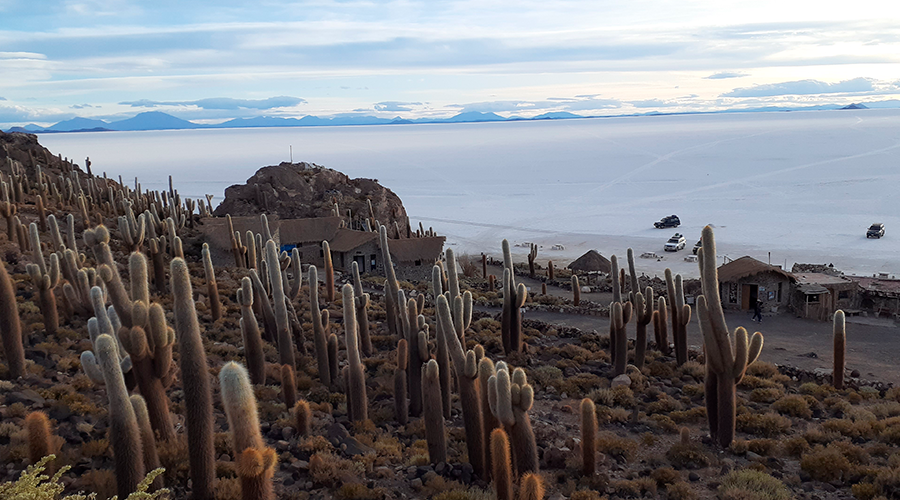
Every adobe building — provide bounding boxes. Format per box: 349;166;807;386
790;272;857;321
716;256;795;313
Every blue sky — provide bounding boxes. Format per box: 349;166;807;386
2;0;900;126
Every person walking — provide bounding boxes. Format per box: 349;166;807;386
752;299;763;323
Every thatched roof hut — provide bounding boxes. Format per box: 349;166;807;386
567;250;611;273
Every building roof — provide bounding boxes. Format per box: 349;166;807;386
796;283;830;295
717;256;795;283
328;228;378;252
853;276;900;296
385;236;446;263
794;272;854;287
277;216;343;245
567;250;612;272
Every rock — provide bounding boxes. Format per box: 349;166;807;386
689;472;700;482
543;446;568;469
851;369;861;378
410;478;423;490
611;374;631;389
746;451;763;461
8;389;46;406
282;426;294;440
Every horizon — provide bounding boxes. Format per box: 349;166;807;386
2;1;900;128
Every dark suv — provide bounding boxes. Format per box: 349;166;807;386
654;215;681;229
867;223;885;238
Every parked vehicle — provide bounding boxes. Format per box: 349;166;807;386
665;233;686;252
867;223;885;238
654;215;681;229
692;240;702;254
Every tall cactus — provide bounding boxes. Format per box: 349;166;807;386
201;243;222;322
488;365;538;475
666;269;692;366
655;296;669;354
237;278;265;385
342;284;368;422
131;395;163;491
519;473;545;500
572;275;580;307
309;265;331;388
611;302;627;376
96;334;145;498
171;258;215;499
26;223;60;335
422;359;447;464
265;240;295;370
633;287;654;369
351;261;372;356
399;289;427;417
697;226;764;448
479;358;499;480
581;398;596;477
503;269;527;354
491;428;513;500
527;243;537;278
379;225;401;336
220;362;276;500
0;261;25;378
437;294;485;478
322;240;335;303
25;411;52;465
394;338;409;425
833;310;846;390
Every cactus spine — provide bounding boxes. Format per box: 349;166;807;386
351;261;372;356
309;265;331;388
666;269;692;366
394;338;409;425
96;334;145;498
201;243;222;321
491;428;513;500
265;239;295;370
343;284;368;422
437;294;486;478
697;226;764;448
581;398;596;476
833;310;846;390
422;358;447;464
0;261;25;378
633;287;654;369
237;277;265;385
171;258;215;499
220;362;276;500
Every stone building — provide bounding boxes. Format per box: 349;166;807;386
716;256;795;313
791;272;857;321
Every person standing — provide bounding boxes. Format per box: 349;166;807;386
752;299;763;323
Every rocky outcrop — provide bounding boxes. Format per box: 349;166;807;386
213;162;409;231
0;131;83;179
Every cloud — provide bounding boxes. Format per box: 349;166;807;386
374;101;422;112
70;103;94;109
722;78;875;97
0;96;5;101
119;96;306;110
630;99;679;108
705;71;749;80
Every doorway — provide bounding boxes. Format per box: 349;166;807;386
741;284;759;310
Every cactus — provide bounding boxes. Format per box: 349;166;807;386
611;302;627;375
342;284;368;422
96;334;145;498
437;294;486;478
581;398;596;477
25;411;52;465
379;225;401;336
394;338;409;425
627;248;639;297
220;361;276;500
26;223;60;335
527;243;537;278
519;473;545;500
833;310;846;390
634;287;654;369
655;296;669;354
351;261;372;356
491;428;513;500
697;226;764;448
479;357;499;480
327;333;339;388
323;240;335;303
119;302;176;442
282;364;297;410
249;269;276;343
201;243;222;321
294;400;311;437
171;258;216;499
488;365;538;476
572;275;580;306
422;359;447;464
503;269;527;354
0;261;25;378
148;237;167;294
236;278;266;385
265;240;295;370
308;265;331;387
399;290;427;417
666;269;692;366
131;395;163;491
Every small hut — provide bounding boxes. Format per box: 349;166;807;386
567;250;612;274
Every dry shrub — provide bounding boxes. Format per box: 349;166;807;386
432;488;494;500
336;482;386;499
77;469;117;500
595;432;638;462
852;482;879;500
735;412;791;437
747;439;779;457
799;382;835;399
666;482;698;500
772;395;812;419
718;469;792;500
650;414;679;433
875;466;900;498
666;441;710;469
570;491;604;500
738;376;781;390
745;361;779;379
801;445;851;482
781;436;810;457
646;394;683;414
670;407;706;424
309;451;366;486
215;477;242;500
651;466;681;486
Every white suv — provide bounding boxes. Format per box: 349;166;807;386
665;233;686;252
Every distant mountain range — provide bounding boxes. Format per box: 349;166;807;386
3;102;895;134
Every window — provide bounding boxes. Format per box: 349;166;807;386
807;294;820;304
777;282;782;302
370;254;377;269
415;259;421;266
319;249;324;258
838;290;850;300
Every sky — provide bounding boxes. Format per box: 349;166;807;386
2;0;900;126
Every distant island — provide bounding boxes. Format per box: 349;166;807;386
3;101;894;134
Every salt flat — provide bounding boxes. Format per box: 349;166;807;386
40;109;900;278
